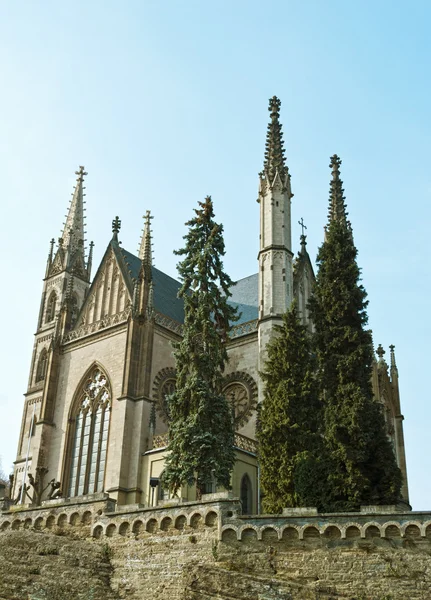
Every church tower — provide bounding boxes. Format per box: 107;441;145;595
13;167;93;495
257;97;294;384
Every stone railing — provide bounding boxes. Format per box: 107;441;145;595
153;315;258;339
230;320;258;339
234;433;258;454
155;312;183;335
62;308;131;344
151;433;257;455
152;433;169;449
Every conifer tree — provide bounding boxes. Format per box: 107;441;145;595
308;155;401;511
163;196;238;499
257;302;322;513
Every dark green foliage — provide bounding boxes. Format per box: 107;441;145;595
163;196;237;499
257;303;323;513
307;156;401;510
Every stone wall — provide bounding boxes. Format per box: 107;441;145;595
1;496;431;599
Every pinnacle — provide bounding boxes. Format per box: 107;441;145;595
328;154;349;227
261;96;289;184
138;210;154;270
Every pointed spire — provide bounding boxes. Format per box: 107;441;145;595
328;155;349;227
87;241;94;280
261;96;290;185
139;211;153;281
62;166;87;252
389;344;398;376
45;238;55;277
138;211;153;262
112;216;121;242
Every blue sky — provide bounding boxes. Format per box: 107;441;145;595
0;1;430;509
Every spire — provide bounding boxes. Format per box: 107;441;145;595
62;166;87;253
45;238;55;277
87;241;94;280
139;211;153;281
328;155;349;226
261;96;290;186
138;211;153;262
389;344;398;376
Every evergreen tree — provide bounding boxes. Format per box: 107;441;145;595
163;196;238;499
257;302;323;513
308;155;401;511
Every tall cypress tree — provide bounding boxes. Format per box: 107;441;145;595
163;196;238;499
257;302;322;513
308;155;401;511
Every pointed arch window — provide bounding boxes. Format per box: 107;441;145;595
35;349;48;383
45;291;57;323
240;474;253;515
67;366;111;497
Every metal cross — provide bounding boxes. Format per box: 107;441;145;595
298;218;307;236
112;216;121;234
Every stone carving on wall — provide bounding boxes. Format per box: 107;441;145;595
152;368;177;423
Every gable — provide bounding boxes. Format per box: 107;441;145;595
75;244;130;328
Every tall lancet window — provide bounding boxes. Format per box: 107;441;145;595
46;291;57;323
68;366;111;497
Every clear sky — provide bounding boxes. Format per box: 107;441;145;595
0;1;429;509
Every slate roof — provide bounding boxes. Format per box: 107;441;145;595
228;273;259;325
117;247;259;327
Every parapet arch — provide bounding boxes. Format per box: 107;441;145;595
402;521;422;538
221;525;240;541
343;522;363;539
361;521;383;538
238;524;260;541
382;521;402;538
260;524;281;540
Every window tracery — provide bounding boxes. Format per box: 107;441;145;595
152;368;176;423
67;366;111;497
222;372;258;428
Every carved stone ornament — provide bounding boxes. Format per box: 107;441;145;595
222;371;258;428
152;368;177;423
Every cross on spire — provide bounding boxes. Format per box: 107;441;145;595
75;166;87;181
112;216;121;234
298;217;307;236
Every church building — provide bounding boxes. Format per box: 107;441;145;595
12;97;409;512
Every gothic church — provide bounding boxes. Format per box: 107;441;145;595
12;97;409;512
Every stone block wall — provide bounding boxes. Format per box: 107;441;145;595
1;496;431;599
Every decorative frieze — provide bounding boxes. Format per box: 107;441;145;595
62;307;131;344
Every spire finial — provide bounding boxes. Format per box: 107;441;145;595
328;154;350;228
376;344;385;360
138;210;154;270
261;96;289;184
75;165;87;181
112;216;121;242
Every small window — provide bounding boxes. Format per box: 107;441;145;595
45;292;57;323
35;349;48;383
240;474;253;515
